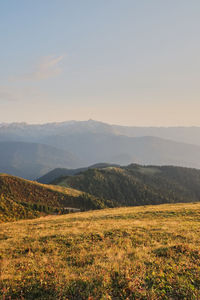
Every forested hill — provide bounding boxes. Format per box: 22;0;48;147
53;164;200;206
2;164;200;222
37;163;120;184
0;174;109;222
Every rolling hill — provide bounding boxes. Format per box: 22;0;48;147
53;164;200;206
37;163;120;184
0;173;110;222
2;163;200;223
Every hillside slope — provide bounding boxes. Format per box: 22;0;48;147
1;203;200;299
0;174;110;222
54;164;200;206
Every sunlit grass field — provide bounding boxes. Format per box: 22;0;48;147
1;202;200;299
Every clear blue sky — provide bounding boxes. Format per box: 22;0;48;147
0;0;200;126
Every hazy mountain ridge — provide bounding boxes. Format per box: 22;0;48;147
0;141;81;179
39;133;200;169
1;119;200;145
113;124;200;146
1;120;200;179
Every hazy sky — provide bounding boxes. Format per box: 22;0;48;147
0;0;200;126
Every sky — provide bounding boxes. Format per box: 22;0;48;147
0;0;200;126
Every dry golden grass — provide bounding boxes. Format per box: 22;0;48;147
1;202;200;299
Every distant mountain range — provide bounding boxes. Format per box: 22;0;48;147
1;119;200;145
1;120;200;179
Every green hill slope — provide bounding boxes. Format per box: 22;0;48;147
53;164;200;206
0;174;109;222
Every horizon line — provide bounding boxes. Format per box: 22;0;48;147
0;119;200;128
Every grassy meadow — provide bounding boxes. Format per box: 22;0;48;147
1;202;200;299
